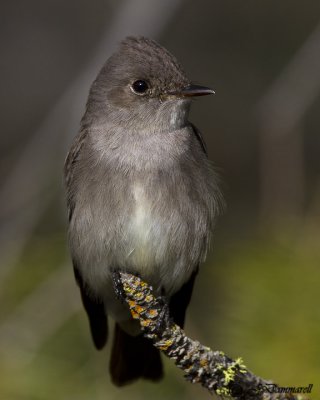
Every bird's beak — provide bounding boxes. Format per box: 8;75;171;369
168;84;215;97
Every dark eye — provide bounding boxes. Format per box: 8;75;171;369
131;80;149;95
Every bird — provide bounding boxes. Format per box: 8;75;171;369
64;36;222;386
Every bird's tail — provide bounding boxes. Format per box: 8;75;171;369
109;323;163;386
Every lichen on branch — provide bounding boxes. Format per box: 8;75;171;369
116;271;309;400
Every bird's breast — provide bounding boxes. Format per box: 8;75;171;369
131;184;152;246
126;183;158;268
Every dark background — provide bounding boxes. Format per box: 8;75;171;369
0;1;319;399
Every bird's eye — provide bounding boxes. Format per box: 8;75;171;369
131;80;149;95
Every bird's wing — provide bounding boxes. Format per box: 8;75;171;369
169;267;198;328
74;266;108;350
168;125;207;327
190;123;208;156
64;129;88;222
64;130;108;350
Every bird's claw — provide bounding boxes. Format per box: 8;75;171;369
154;296;171;334
111;270;126;302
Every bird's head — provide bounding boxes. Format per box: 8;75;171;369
85;36;214;133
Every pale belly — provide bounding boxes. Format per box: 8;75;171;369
126;183;162;269
72;177;211;328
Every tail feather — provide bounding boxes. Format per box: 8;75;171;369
110;323;163;386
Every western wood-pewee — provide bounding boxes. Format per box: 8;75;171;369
64;36;222;386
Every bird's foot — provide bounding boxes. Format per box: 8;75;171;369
154;295;172;335
111;270;126;303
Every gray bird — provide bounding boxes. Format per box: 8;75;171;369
64;36;222;386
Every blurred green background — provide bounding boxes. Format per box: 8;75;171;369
1;0;320;399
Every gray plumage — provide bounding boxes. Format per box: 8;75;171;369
64;36;222;385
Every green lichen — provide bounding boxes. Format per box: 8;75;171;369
235;357;248;374
216;386;232;397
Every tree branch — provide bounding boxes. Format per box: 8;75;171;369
115;272;310;400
